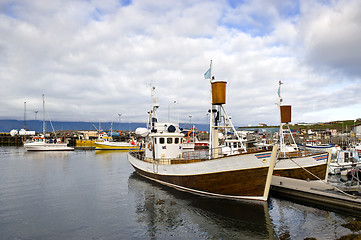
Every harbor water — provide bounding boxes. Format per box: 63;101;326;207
0;146;359;240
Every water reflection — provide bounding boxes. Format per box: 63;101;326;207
1;146;360;240
128;172;276;239
269;197;356;240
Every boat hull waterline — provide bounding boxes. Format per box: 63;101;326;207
94;142;141;151
128;146;278;201
274;152;330;180
24;143;74;151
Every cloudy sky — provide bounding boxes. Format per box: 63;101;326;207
1;0;361;127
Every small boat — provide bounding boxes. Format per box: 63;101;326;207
253;139;275;150
24;95;74;152
194;138;209;148
128;63;278;201
301;140;341;156
348;142;361;156
181;127;195;151
24;135;74;151
94;132;141;151
94;140;141;151
273;81;331;180
329;150;361;175
181;126;209;150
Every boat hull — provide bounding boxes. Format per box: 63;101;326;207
128;148;277;201
94;142;141;151
24;143;74;151
274;153;329;180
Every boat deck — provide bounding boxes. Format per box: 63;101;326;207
270;176;361;216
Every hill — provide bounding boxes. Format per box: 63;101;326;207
0;120;210;133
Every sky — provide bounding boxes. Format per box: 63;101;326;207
1;0;361;127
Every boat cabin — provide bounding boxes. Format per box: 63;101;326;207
145;122;184;160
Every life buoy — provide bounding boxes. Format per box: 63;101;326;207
148;142;153;151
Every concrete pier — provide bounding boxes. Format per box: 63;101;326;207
271;176;361;216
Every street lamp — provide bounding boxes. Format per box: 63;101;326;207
118;113;122;130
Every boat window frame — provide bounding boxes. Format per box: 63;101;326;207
167;138;172;144
175;138;179;144
159;138;164;144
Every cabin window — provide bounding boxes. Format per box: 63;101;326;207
160;138;165;144
167;138;172;144
175;138;179;144
154;138;157;144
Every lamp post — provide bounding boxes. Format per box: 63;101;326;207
118;113;122;130
24;102;26;129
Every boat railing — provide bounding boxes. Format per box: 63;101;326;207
182;149;210;160
278;149;327;159
129;150;145;160
129;146;274;163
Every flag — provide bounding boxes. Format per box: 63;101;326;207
204;68;211;79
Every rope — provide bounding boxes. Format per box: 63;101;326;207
285;156;358;199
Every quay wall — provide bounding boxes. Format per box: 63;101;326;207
0;133;24;146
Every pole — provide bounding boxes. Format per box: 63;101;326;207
42;95;45;135
208;60;213;158
24;102;26;129
118;113;122;130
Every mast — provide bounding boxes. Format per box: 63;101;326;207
278;81;285;153
278;81;297;154
207;60;214;157
206;61;246;158
42;94;45;135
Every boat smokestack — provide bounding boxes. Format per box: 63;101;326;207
211;80;227;105
280;105;291;123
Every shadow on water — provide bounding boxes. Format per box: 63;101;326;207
128;172;277;240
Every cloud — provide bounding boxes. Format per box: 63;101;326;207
0;0;360;129
299;0;361;78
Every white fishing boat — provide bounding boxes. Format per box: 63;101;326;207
128;63;278;201
273;81;331;180
24;95;74;151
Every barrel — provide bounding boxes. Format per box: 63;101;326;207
211;81;227;105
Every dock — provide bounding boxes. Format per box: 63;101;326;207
271;176;361;216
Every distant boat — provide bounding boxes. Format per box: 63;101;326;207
24;135;74;151
24;95;74;152
181;126;208;150
348;142;361;156
128;64;278;201
253;139;275;150
301;140;340;156
94;132;141;151
329;150;360;175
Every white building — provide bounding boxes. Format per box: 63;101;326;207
351;123;361;137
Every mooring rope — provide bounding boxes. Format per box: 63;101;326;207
284;155;358;199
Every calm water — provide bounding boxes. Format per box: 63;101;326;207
0;146;358;240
